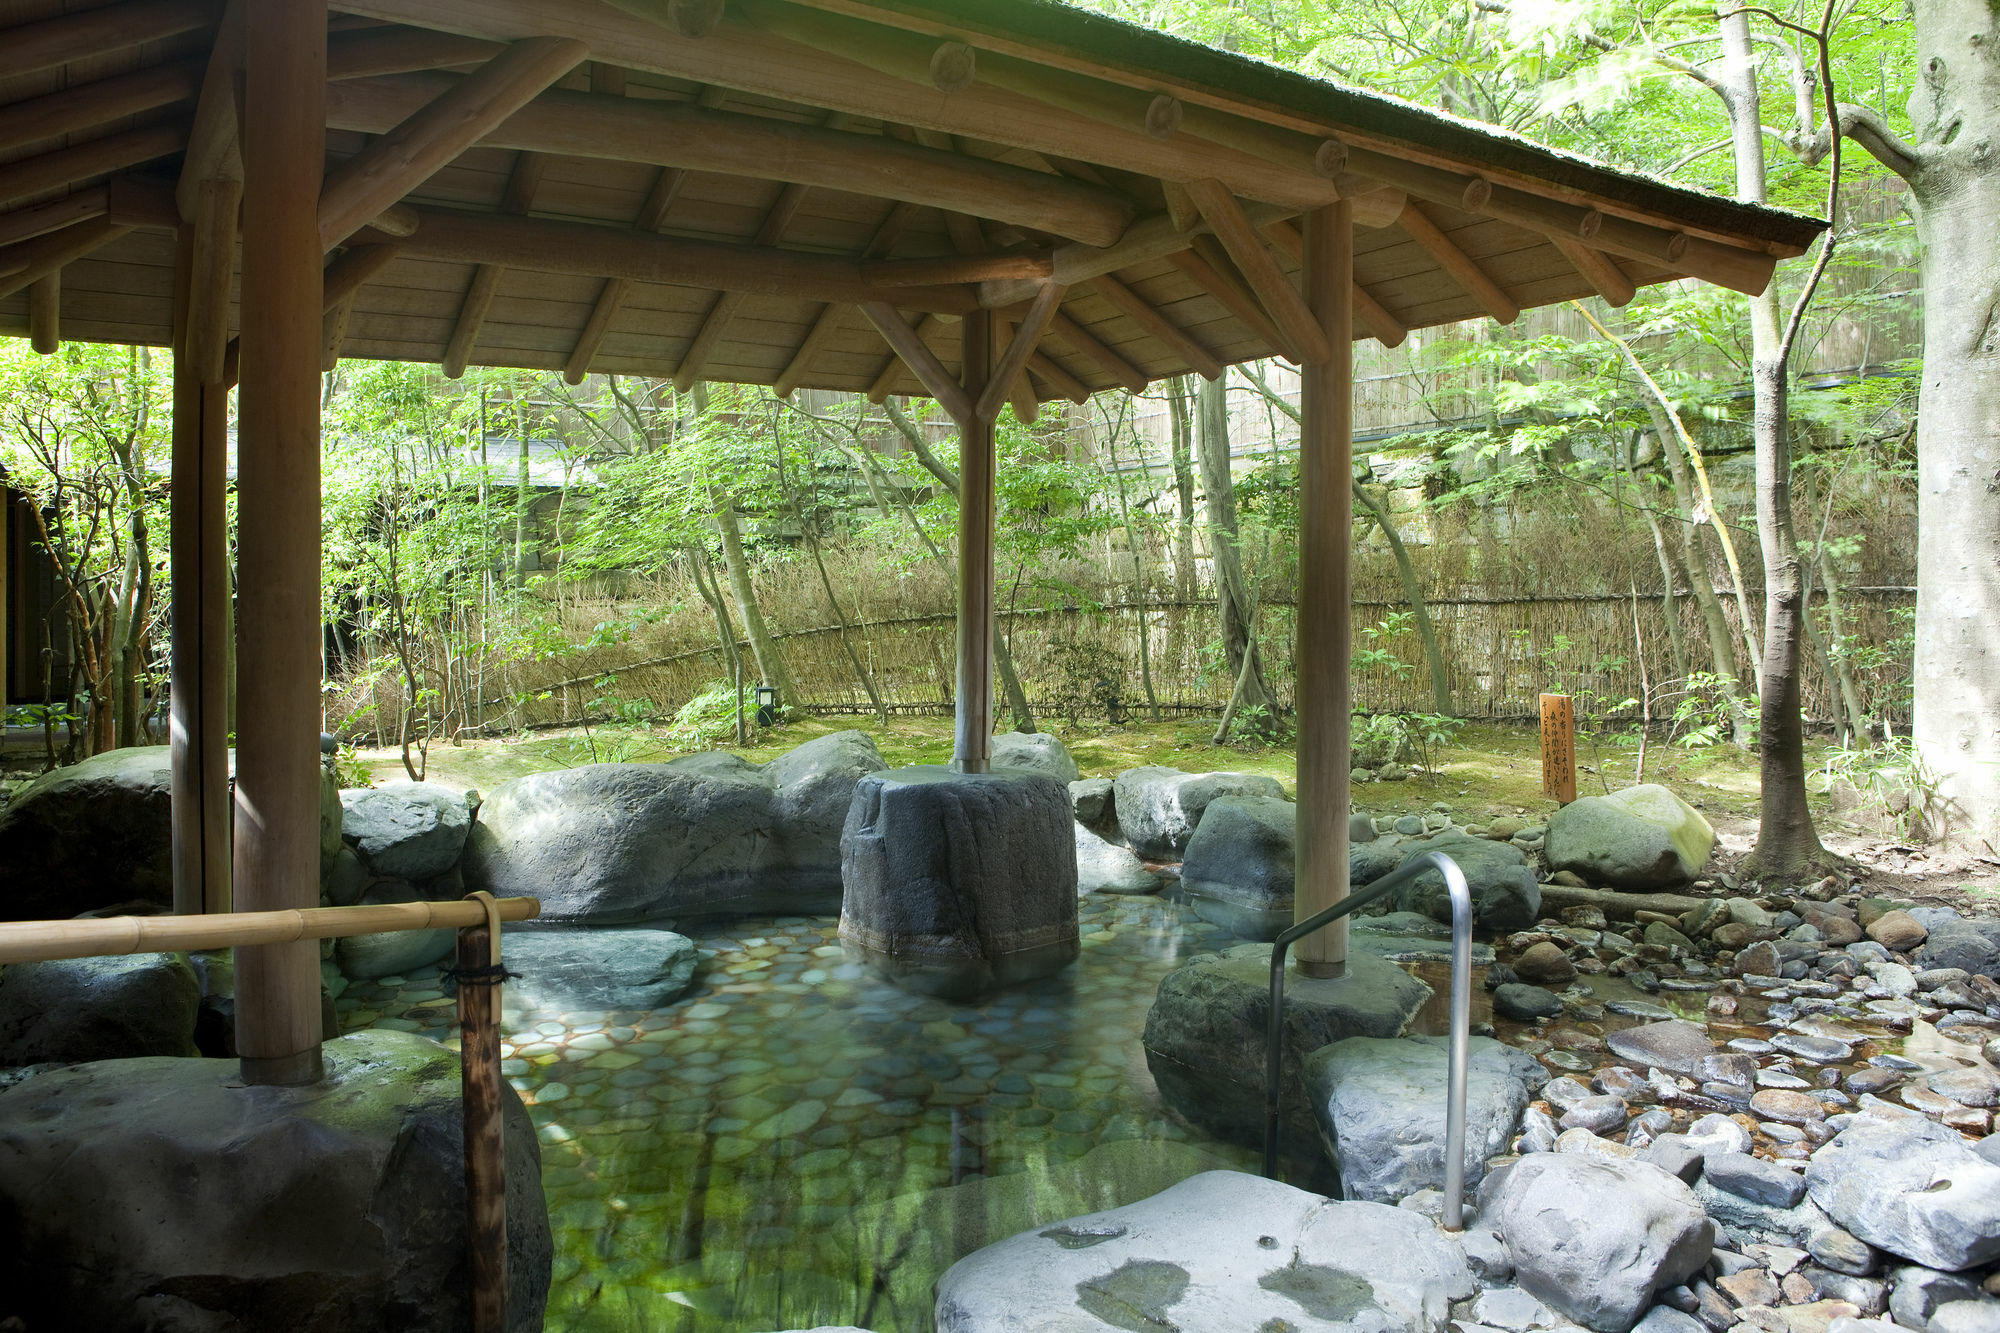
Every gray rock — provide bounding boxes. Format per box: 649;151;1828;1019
933;1169;1473;1332
1932;1302;2000;1333
339;782;473;880
1692;1179;1835;1248
1807;1228;1878;1277
1473;1285;1558;1330
1304;1035;1547;1204
326;845;368;907
0;1029;548;1331
1485;1153;1715;1333
1704;1153;1808;1208
1111;766;1285;862
1806;1114;2000;1270
1069;778;1117;836
1917;921;2000;980
1143;944;1431;1148
0;952;198;1065
1635;1305;1708;1333
1562;1095;1631;1135
464;730;885;922
1495;983;1564;1022
991;731;1081;784
1542;785;1716;890
1606;1020;1719;1077
334;881;456;980
840;767;1078;998
1383;831;1542;933
1351;811;1378;844
0;746;180;918
1889;1266;1985;1330
501;928;697;1011
1073;823;1161;896
1179;795;1296;937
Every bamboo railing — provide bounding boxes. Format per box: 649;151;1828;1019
0;892;540;1333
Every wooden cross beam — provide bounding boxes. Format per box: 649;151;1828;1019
563;165;687;385
1395;202;1521;325
1183;178;1333;365
975;283;1067;423
443;149;546;378
1085;273;1224;381
860;304;972;424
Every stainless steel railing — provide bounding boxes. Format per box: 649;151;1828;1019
1263;850;1475;1230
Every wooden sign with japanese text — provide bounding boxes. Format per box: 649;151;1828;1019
1540;693;1577;805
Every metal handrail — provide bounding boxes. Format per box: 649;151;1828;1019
1264;850;1475;1231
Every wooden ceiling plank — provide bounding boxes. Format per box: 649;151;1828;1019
975;280;1064;422
1165;243;1296;363
674;179;812;390
326;72;1136;246
1047;308;1146;393
1395;201;1520;325
0;0;219;84
860;304;969;419
774;198;918;397
1086;272;1223;381
318;37;588;250
1183;177;1331;365
563;165;686;384
443;148;544;377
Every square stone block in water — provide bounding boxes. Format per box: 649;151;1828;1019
839;766;1079;998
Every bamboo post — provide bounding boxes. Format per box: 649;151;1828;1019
233;0;327;1086
1541;693;1578;805
953;310;997;773
456;891;509;1333
169;222;234;917
1293;199;1355;978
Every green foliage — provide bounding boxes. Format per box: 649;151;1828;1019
663;679;749;750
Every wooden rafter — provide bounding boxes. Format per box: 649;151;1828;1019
0;218;135;302
325;24;503;78
1183;177;1332;365
1047;310;1147;394
1027;351;1092;404
773;199;919;398
1552;236;1637;308
563;166;686;385
976;282;1067;423
860;304;972;424
1167;242;1298;362
0;188;110;250
673;180;812;391
0;60;201;156
443;150;545;378
0;125;187;212
863;252;1053;288
326;72;1136;247
1086;272;1224;381
0;0;219;84
1395;202;1521;325
318;37;587;250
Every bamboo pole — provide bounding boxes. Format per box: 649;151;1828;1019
1294;199;1354;978
233;0;328;1088
457;892;510;1333
0;896;540;966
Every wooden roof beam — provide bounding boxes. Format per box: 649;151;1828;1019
0;60;202;157
1028;351;1092;404
1395;202;1521;325
0;0;219;84
975;282;1066;423
1184;177;1332;364
861;305;972;423
318;37;588;250
0;125;188;213
1085;273;1224;381
863;252;1054;288
1048;310;1147;394
1167;243;1299;363
0;188;110;250
326;72;1136;246
175;0;243;221
443;150;545;378
1262;219;1407;347
1552;236;1637;308
28;273;60;355
563;166;686;385
774;199;919;398
0;218;135;302
674;180;812;391
326;25;504;79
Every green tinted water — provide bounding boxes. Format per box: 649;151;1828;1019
336;893;1258;1333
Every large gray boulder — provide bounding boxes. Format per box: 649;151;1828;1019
1384;831;1541;933
502;928;698;1012
1179;794;1296;938
1542;784;1716;890
991;731;1082;784
1073;823;1161;895
1805;1113;2000;1270
1142;942;1431;1148
1305;1035;1548;1204
1916;919;2000;978
339;782;473;880
0;1029;550;1331
0;952;199;1065
934;1170;1473;1333
839;767;1078;997
0;747;178;918
1484;1153;1715;1332
334;881;456;980
463;730;885;923
1112;766;1285;861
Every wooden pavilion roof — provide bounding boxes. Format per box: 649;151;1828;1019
0;0;1828;406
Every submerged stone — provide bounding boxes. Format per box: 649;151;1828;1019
502;927;698;1011
1179;794;1297;938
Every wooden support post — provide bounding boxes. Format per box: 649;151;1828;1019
27;273;58;354
170;228;233;919
456;893;509;1333
1541;694;1578;805
233;0;327;1086
975;282;1064;423
1294;199;1354;979
954;310;997;773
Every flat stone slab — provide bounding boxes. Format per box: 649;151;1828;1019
840;766;1079;998
1806;1112;2000;1271
1143;943;1431;1148
502;928;698;1012
934;1170;1473;1332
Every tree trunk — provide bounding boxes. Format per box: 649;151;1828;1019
1816;544;1871;742
713;499;800;709
1908;0;2000;854
1352;482;1450;714
1167;378;1198;601
685;544;745;741
1651;406;1754;746
1196;376;1278;735
1104;422;1162;721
